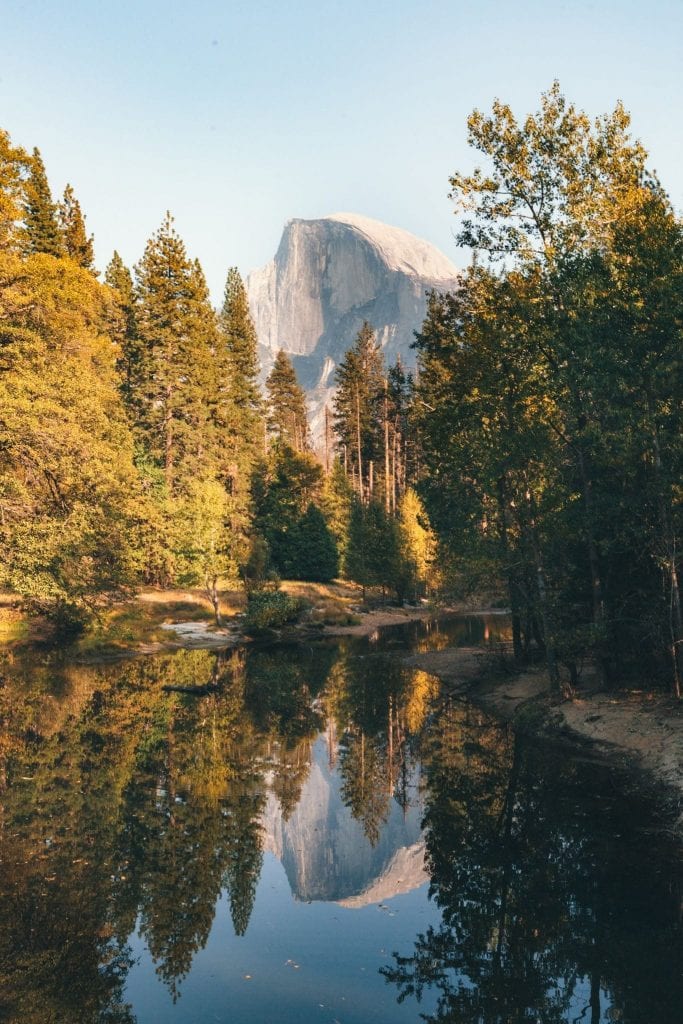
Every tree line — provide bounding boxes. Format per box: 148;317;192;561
0;128;433;633
413;83;681;697
1;81;681;696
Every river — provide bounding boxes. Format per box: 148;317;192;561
0;615;680;1023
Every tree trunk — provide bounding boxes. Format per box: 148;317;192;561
384;380;391;514
576;442;611;685
524;487;560;694
164;384;174;491
497;476;524;663
207;575;224;627
355;387;363;501
647;390;683;698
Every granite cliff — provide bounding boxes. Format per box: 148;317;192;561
261;737;427;904
247;213;460;439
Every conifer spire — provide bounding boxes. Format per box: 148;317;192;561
24;147;63;257
266;349;309;451
220;266;262;411
59;183;95;269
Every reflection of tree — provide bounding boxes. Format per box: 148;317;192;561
326;643;434;837
224;786;264;937
271;738;312;821
0;641;332;1012
382;697;683;1023
339;731;390;846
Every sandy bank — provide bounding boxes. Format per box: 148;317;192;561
406;647;683;838
142;603;435;654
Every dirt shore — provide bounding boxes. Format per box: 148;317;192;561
406;646;683;839
148;603;435;653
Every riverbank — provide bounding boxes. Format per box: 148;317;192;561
0;581;444;661
406;646;683;839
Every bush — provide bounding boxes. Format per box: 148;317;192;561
244;591;305;633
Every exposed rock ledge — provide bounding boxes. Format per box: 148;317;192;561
405;647;683;839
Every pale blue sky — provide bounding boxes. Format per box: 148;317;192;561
2;0;681;298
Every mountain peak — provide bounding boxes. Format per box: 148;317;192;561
323;212;459;282
247;213;459;443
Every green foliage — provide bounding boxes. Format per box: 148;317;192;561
133;213;219;492
417;84;683;694
345;498;401;598
59;183;95;269
333;321;385;496
266;349;309;450
243;590;305;632
252;444;328;578
279;503;339;582
0;251;148;625
320;459;353;572
23;147;63;257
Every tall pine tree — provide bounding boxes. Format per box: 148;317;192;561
266;349;309;451
59;183;95;269
23;148;63;257
333;321;385;500
133;214;219;494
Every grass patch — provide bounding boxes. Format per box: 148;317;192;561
76;585;246;655
0;607;29;645
281;580;363;626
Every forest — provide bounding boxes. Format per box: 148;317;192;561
0;83;680;697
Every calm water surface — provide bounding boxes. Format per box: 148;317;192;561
0;615;680;1023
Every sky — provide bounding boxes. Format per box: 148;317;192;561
1;0;682;299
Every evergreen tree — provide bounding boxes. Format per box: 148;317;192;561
219;265;262;427
285;503;339;582
105;250;142;410
0;128;28;251
23;147;63;257
216;266;264;561
345;498;400;599
333;322;385;499
133;213;219;492
252;445;324;577
59;183;95;269
266;349;309;450
320;459;353;573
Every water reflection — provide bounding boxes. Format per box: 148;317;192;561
382;696;683;1024
0;615;680;1023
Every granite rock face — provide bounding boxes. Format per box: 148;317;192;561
261;737;426;904
247;213;459;440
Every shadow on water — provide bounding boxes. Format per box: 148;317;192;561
0;615;679;1022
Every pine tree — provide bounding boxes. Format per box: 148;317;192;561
105;251;142;410
59;183;95;269
266;349;309;450
285;503;339;582
0;128;29;251
219;266;262;418
133;213;219;493
333;322;385;499
345;498;399;599
216;266;264;552
23;148;63;257
252;445;324;577
320;459;353;573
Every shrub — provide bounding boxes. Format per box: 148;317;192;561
244;591;305;632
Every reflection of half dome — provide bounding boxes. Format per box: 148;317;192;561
262;737;425;903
